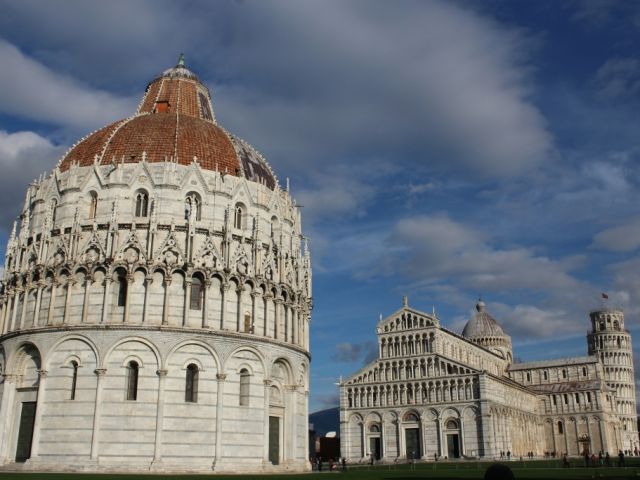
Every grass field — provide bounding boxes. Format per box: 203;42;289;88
2;459;640;480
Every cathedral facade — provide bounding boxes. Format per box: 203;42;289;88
340;298;636;461
0;58;312;472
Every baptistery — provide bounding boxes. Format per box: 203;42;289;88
0;56;312;473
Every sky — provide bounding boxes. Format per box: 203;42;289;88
0;0;639;414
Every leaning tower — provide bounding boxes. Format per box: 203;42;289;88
587;308;638;452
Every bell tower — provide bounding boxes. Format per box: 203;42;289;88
587;308;637;451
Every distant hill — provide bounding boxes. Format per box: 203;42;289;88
309;407;339;437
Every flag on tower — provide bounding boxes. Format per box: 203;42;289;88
602;293;609;299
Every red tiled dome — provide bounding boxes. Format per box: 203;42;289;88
58;57;277;190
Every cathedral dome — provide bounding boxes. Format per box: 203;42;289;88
462;300;506;338
57;55;277;190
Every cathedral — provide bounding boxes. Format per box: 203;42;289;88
0;58;312;472
340;297;637;461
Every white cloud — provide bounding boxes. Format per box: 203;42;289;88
592;217;640;252
0;40;135;131
0;130;63;228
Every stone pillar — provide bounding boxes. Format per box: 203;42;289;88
360;421;366;458
162;278;171;326
183;279;192;327
0;374;17;463
100;276;111;324
214;373;226;467
437;417;444;457
90;368;107;460
420;418;428;459
597;418;605;453
123;274;132;324
459;416;466;456
142;276;152;324
11;292;20;330
263;296;268;336
274;298;281;340
1;297;10;334
152;369;168;463
220;284;228;330
18;290;28;330
203;280;212;329
250;292;258;334
28;370;48;458
81;277;90;323
63;280;74;324
263;380;271;463
397;418;404;458
236;286;242;332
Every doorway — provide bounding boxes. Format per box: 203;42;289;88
268;416;280;465
405;428;421;459
369;437;381;460
447;434;460;458
15;402;37;462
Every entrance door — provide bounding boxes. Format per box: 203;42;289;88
15;402;37;462
405;428;421;459
447;434;460;458
268;416;280;465
369;437;381;460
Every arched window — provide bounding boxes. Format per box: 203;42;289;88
562;369;567;379
126;361;139;401
613;320;620;330
582;367;587;377
134;190;149;217
446;419;458;429
116;272;127;307
370;424;380;433
88;192;98;219
234;204;245;229
190;276;203;310
185;192;202;221
239;369;250;406
70;361;79;400
185;364;199;403
557;421;564;434
270;216;279;237
543;370;548;381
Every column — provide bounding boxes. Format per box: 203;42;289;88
28;369;48;458
123;275;132;324
0;297;9;334
214;373;226;467
263;296;268;336
274;299;280;340
250;292;257;334
0;374;17;462
161;278;171;325
437;417;444;457
203;280;211;329
142;276;152;324
459;417;466;456
360;422;366;457
90;368;107;460
420;419;428;459
586;418;593;453
286;385;297;463
32;285;42;328
574;419;580;454
236;286;242;332
62;280;74;325
183;279;192;327
152;369;168;463
397;419;405;458
11;292;20;330
263;380;272;463
100;276;111;324
219;284;228;330
81;276;91;323
18;290;28;330
597;418;605;453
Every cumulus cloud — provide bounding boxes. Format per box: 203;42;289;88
0;40;135;131
592;217;640;252
0;130;63;228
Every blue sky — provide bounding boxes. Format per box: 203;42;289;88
0;0;639;413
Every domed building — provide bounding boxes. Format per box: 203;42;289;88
0;57;312;473
340;297;637;462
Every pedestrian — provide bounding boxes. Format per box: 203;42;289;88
584;452;589;467
599;451;603;466
507;450;511;460
342;457;346;471
317;457;322;472
605;452;611;467
618;450;625;467
329;458;334;471
562;453;569;468
434;452;438;462
369;453;374;466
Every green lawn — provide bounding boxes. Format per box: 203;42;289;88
2;460;640;480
